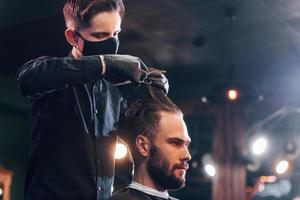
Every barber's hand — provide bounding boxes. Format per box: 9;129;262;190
103;55;148;84
145;68;169;95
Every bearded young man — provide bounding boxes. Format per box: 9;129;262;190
110;89;191;200
16;0;168;200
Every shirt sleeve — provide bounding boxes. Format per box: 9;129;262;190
16;55;103;97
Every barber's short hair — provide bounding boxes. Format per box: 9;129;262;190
63;0;125;30
119;86;182;147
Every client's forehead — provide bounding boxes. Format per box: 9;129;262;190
155;111;190;142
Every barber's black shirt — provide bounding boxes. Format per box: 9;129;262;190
17;55;128;200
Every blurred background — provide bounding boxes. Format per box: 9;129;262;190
2;0;300;199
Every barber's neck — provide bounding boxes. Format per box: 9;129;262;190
71;47;82;59
133;163;167;192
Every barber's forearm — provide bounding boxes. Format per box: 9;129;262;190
17;56;104;97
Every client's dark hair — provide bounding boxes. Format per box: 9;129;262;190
118;86;182;151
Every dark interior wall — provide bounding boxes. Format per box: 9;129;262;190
0;0;62;29
0;74;30;200
0;106;29;200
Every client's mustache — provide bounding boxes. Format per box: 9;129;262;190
173;162;189;170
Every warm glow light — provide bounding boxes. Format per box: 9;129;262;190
204;164;216;177
260;176;277;183
252;137;268;156
276;160;289;175
227;89;238;100
115;143;128;159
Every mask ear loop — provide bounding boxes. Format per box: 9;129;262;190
72;30;83;52
74;30;86;41
72;30;79;48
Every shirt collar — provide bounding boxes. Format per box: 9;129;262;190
128;181;169;199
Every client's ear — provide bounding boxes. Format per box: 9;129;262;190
135;135;150;157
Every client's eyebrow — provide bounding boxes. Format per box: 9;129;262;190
167;137;191;147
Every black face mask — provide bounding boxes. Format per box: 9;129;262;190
75;31;119;56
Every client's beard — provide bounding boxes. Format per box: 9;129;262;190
146;144;186;191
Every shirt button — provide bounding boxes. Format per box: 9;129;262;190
95;109;98;114
97;186;101;191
